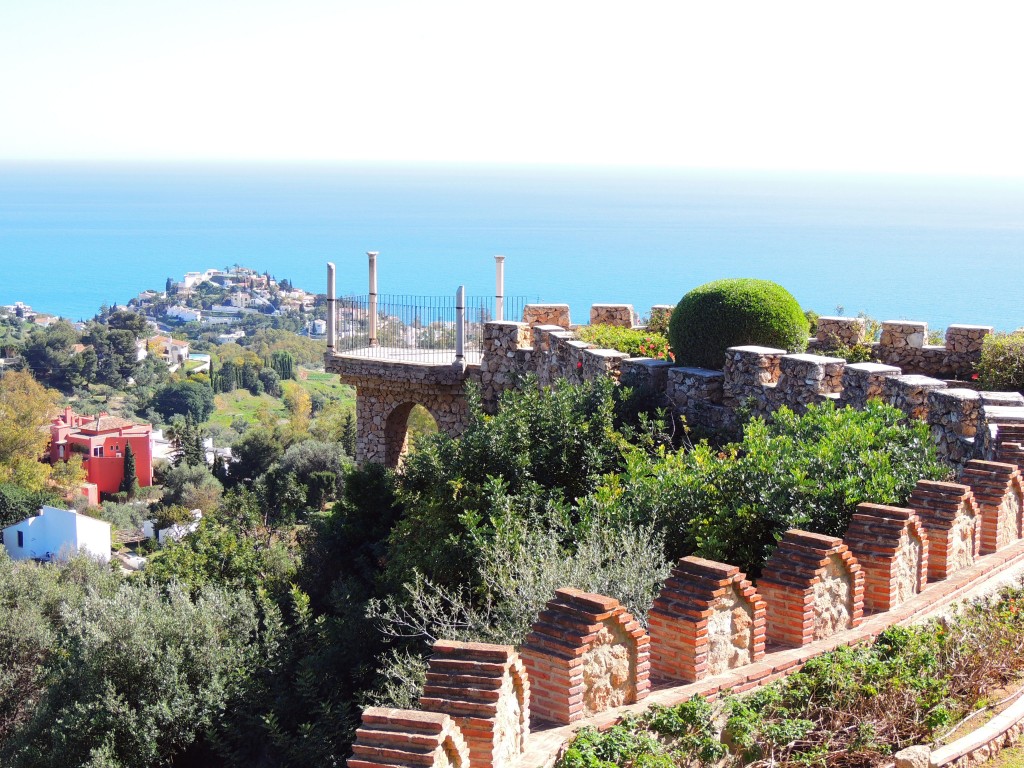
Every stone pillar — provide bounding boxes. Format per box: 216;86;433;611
350;708;470;768
326;261;337;352
479;321;531;412
522;304;571;328
839;362;902;408
494;255;505;321
772;353;846;412
722;345;786;407
815;316;867;347
908;480;981;580
589;304;635;328
880;321;927;351
520;588;650;725
757;530;864;648
420;640;529;768
928;388;983;466
648;557;765;683
455;285;466;365
368;251;379;347
882;374;948;421
843;503;928;613
960;460;1024;555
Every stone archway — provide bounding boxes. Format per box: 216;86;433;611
384;401;441;467
327;355;473;467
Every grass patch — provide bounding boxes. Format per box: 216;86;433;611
207;389;287;428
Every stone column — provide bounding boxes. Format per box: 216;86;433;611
368;251;379;347
326;261;336;352
494;255;505;321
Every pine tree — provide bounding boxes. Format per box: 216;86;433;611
120;441;140;498
342;412;357;459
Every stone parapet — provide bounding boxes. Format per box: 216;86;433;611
722;345;785;407
839;362;902;407
648;557;765;683
350;708;470;768
326;353;475;388
771;353;845;411
666;367;725;410
523;305;570;329
758;530;864;648
880;321;927;350
520;588;650;725
908;481;981;580
945;324;992;355
479;321;532;412
843;503;928;613
960;460;1023;555
619;359;675;399
816;316;867;347
589;304;636;328
420;641;530;768
882;374;948;421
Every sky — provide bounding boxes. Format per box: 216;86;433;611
2;0;1023;175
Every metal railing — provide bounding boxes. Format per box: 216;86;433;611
333;293;528;363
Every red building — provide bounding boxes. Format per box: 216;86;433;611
49;407;153;497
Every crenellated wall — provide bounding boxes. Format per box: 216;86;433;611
350;456;1024;768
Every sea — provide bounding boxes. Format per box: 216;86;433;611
1;162;1022;330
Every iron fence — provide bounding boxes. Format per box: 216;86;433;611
334;293;528;363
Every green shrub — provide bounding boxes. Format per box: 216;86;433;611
577;324;673;361
580;400;947;575
977;330;1024;393
668;279;809;369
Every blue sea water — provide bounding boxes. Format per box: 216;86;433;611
0;163;1022;330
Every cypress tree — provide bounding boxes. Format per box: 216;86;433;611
120;442;140;498
342;412;357;459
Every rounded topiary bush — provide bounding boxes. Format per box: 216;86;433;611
669;278;809;369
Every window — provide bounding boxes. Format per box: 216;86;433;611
93;446;104;457
17;530;23;548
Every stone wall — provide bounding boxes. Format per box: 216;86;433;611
522;304;570;328
589;304;636;328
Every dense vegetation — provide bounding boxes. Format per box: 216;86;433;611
0;361;952;766
576;324;673;361
978;329;1024;393
557;585;1024;767
669;279;809;369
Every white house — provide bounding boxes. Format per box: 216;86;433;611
2;506;111;563
166;305;202;322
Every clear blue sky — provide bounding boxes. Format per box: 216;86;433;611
2;0;1022;175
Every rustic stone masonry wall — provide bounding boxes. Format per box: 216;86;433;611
908;481;981;580
589;304;636;328
844;503;928;613
757;530;864;647
721;346;784;408
769;353;845;412
420;641;530;768
929;389;984;466
522;305;570;328
519;588;650;725
350;708;470;768
876;321;992;378
882;374;948;421
478;321;533;413
815;316;867;346
837;362;902;407
648;557;765;683
960;460;1024;555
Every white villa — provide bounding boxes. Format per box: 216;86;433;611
2;506;111;563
